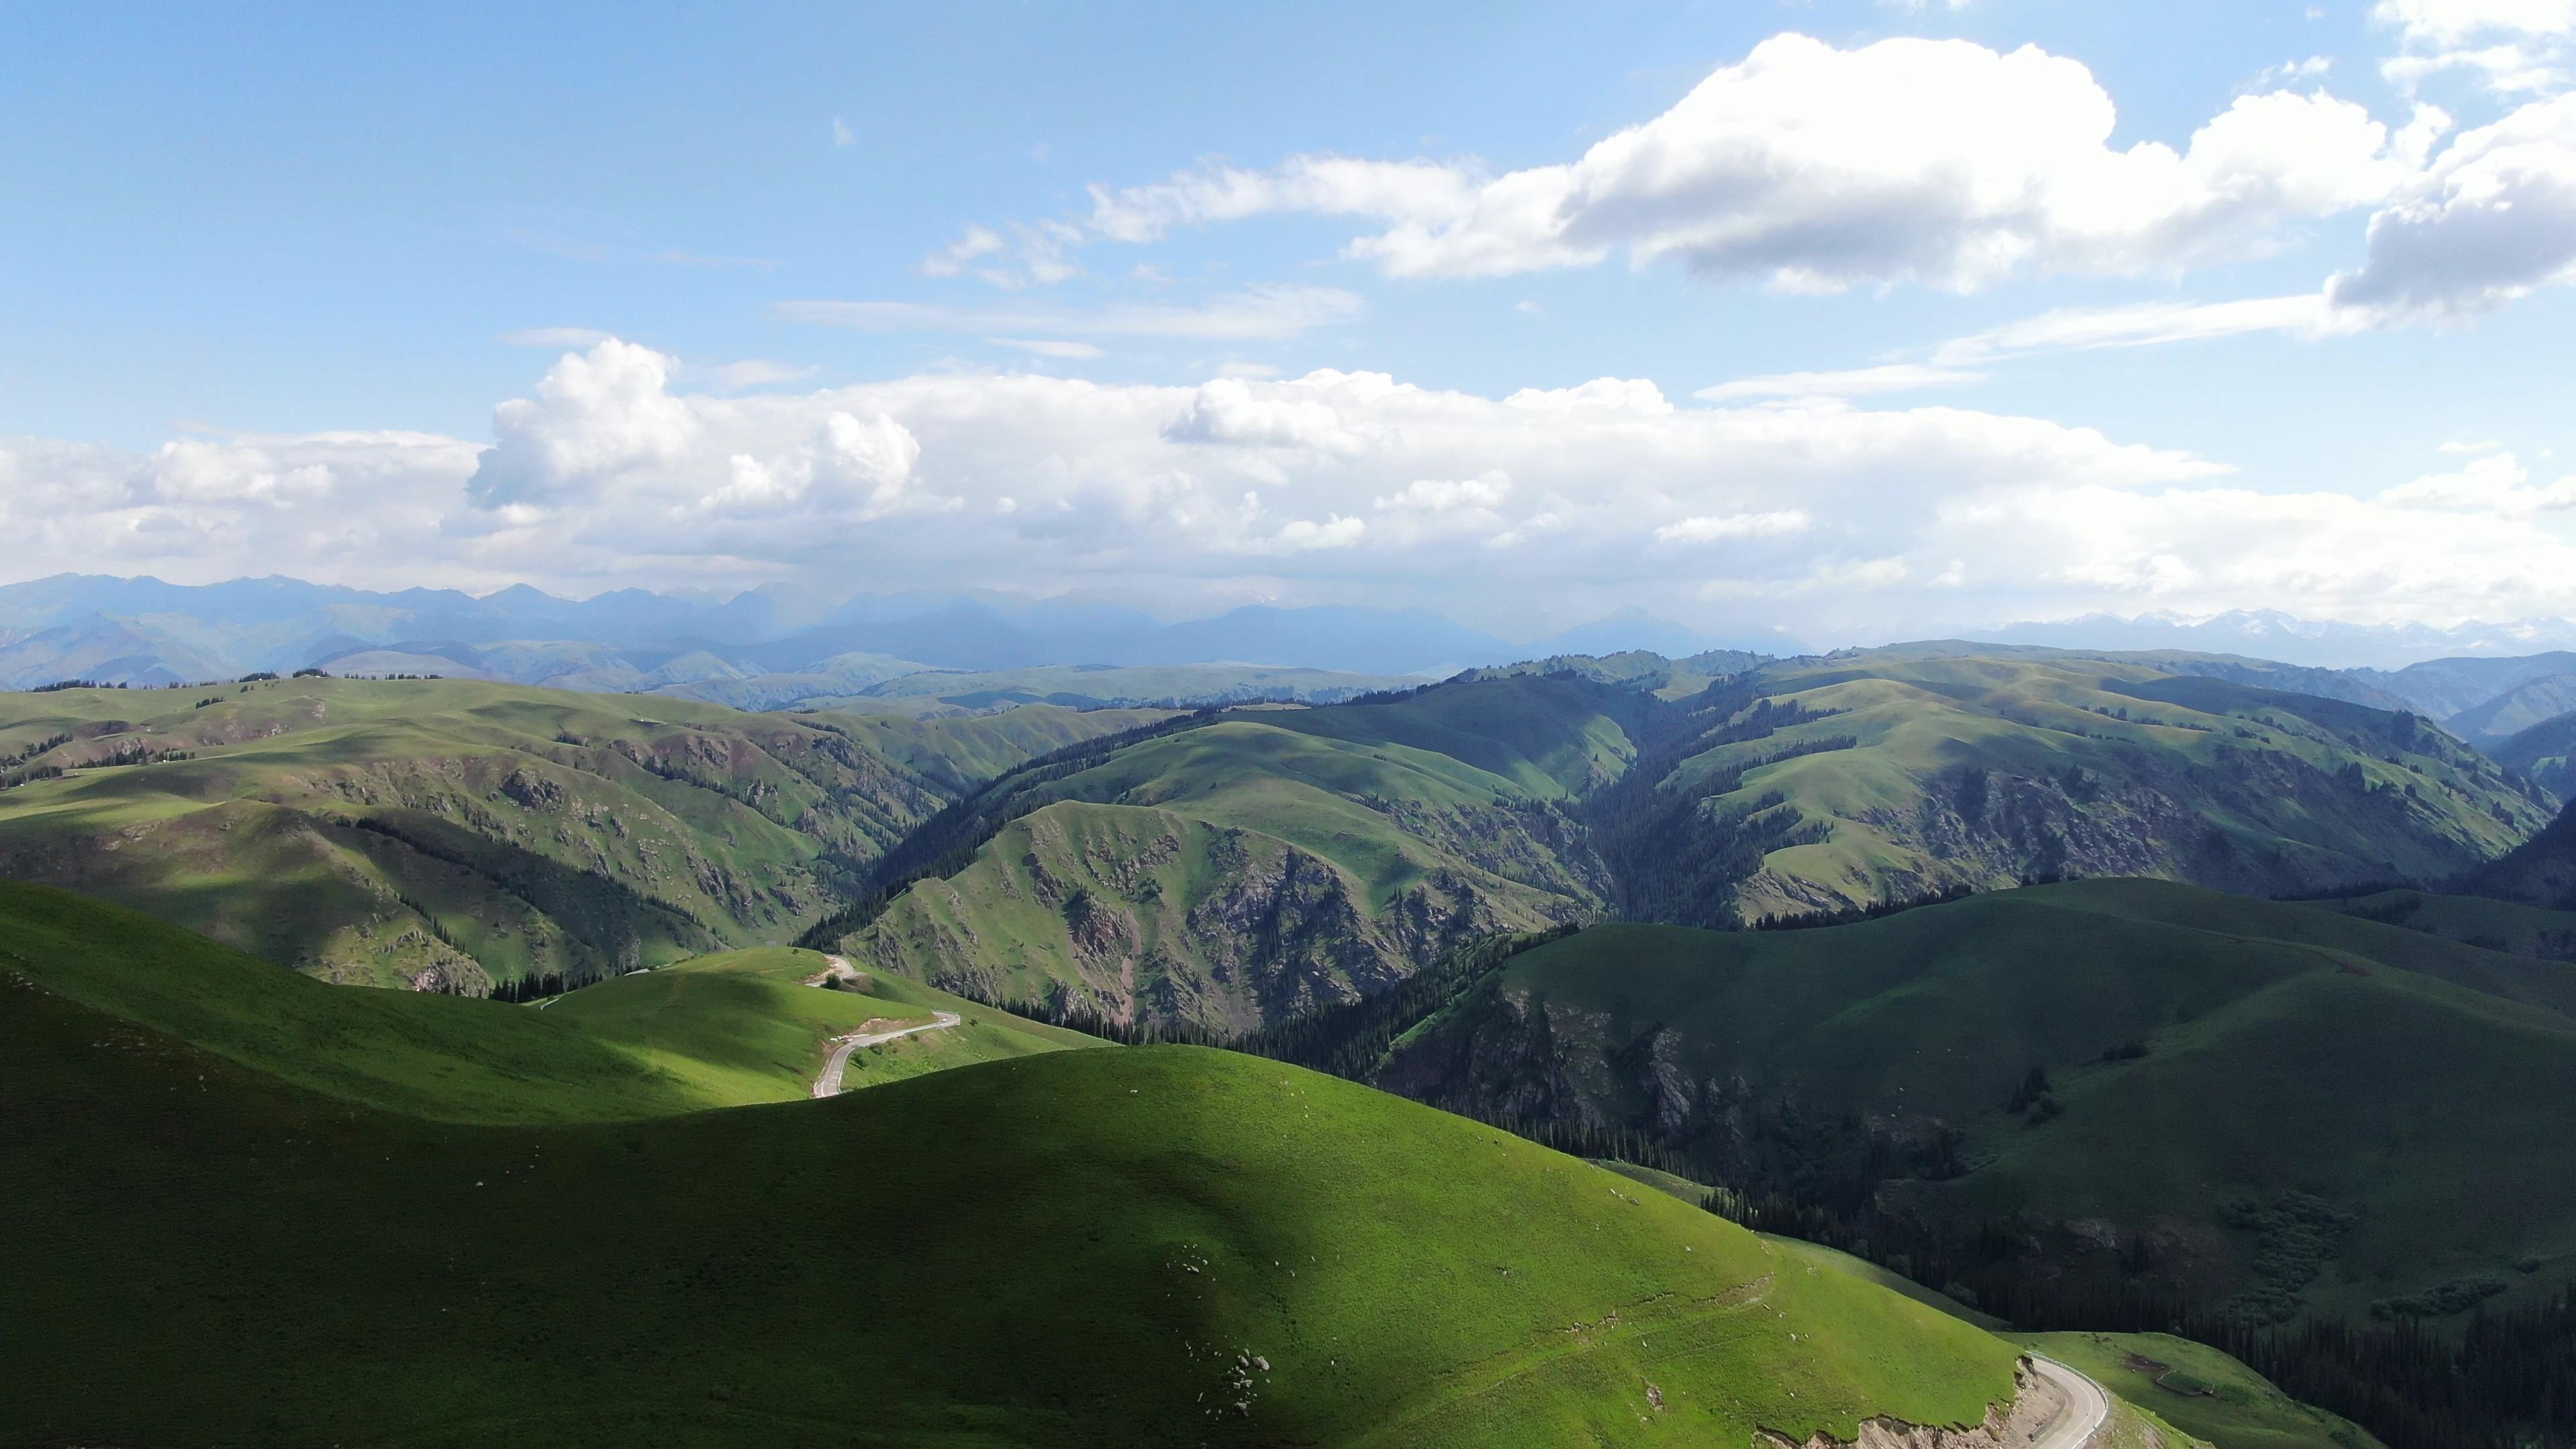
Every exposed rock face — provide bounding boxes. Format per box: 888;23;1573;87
858;801;1572;1034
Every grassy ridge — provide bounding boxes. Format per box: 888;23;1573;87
6;969;2026;1447
1658;651;2550;920
0;880;1083;1121
0;678;1161;987
846;691;1627;1032
1380;878;2576;1322
2015;1333;2385;1449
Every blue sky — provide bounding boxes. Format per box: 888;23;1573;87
7;1;2576;643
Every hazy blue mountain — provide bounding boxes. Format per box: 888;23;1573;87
1978;609;2576;671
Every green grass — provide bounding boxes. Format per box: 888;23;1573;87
2016;1333;2386;1449
1761;1236;2011;1331
0;880;1085;1122
0;677;1160;987
7;970;2027;1447
1387;877;2576;1321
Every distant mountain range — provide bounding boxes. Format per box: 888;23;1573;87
0;574;1796;694
1974;609;2576;672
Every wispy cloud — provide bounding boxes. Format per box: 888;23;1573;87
500;327;618;349
991;338;1105;360
833;116;855;147
776;285;1365;341
1932;294;2340;365
1697;364;1985;402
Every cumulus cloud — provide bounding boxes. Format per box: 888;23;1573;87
943;34;2419;294
2376;0;2574;95
2328;93;2576;317
13;343;2576;634
468;340;699;507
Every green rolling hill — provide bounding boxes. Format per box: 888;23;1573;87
832;677;1638;1032
0;878;1086;1121
4;883;2047;1449
0;678;1163;991
1376;878;2576;1327
1607;646;2551;925
814;649;2547;1034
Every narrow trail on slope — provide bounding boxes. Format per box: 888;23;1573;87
810;952;961;1097
2023;1354;2110;1449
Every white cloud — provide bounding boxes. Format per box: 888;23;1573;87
2377;450;2576;513
500;327;618;349
1697;364;1985;402
1263;515;1367;552
2328;93;2576;317
691;358;822;390
2375;0;2576;45
1375;472;1512;511
1655;510;1816;543
2376;1;2574;95
19;342;2576;635
991;338;1106;360
777;285;1364;341
833;116;856;147
468;340;700;507
957;34;2419;294
2251;55;2337;88
1933;294;2344;364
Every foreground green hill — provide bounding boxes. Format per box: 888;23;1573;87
0;879;1083;1120
1378;878;2576;1325
6;947;2041;1448
0;677;1163;989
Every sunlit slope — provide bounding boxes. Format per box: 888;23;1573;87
849;696;1623;1032
6;980;2026;1448
0;881;1079;1120
548;945;1092;1099
1383;878;2576;1322
1660;649;2550;920
0;677;1159;988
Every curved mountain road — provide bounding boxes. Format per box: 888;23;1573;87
2025;1354;2111;1449
812;1010;961;1098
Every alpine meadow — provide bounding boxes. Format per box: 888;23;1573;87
12;5;2576;1447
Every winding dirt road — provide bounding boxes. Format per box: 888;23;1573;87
2023;1354;2110;1449
811;1010;961;1098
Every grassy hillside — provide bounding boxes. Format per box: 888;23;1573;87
544;945;1091;1102
2461;798;2576;910
2491;709;2576;802
6;973;2034;1447
1626;648;2551;923
2017;1333;2384;1449
0;879;1083;1121
839;681;1633;1032
2315;886;2576;963
0;677;1160;989
1379;878;2576;1325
